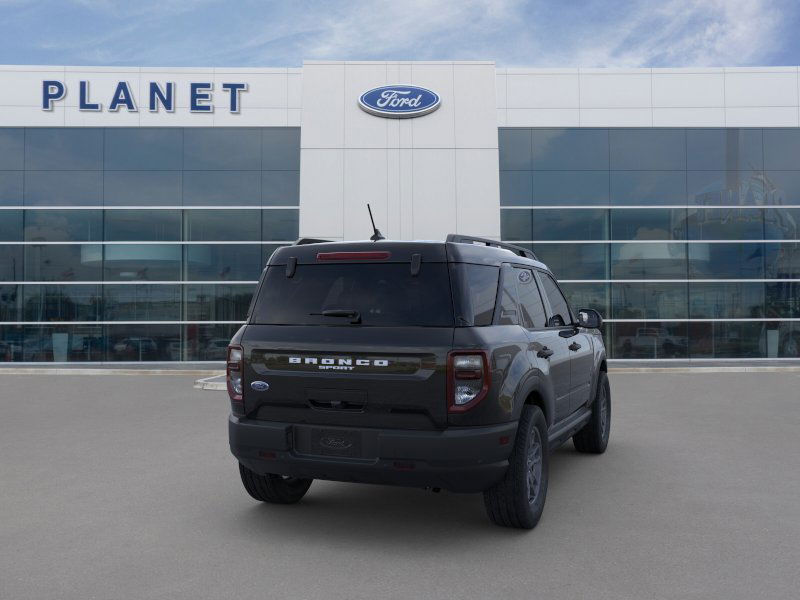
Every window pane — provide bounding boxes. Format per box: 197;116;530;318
104;128;182;170
262;128;300;170
686;129;763;171
0;171;23;206
763;208;800;239
105;209;181;241
183;171;260;206
689;243;764;279
539;273;571;326
24;171;103;206
501;209;531;241
500;172;532;206
689;322;765;358
533;171;609;206
611;171;686;205
0;246;23;281
611;208;687;240
185;323;239;361
610;129;685;170
262;170;299;206
499;129;532;170
262;209;299;241
689;282;764;319
185;284;255;321
104;285;181;320
25;128;103;170
0;285;21;321
22;285;101;321
0;129;24;170
533;129;609;170
24;210;102;242
559;282;609;319
450;264;498;327
24;244;102;281
765;242;800;278
106;324;181;361
765;170;800;204
531;209;608;241
612;321;688;359
185;244;263;281
687;207;764;240
774;322;800;357
104;171;182;206
766;282;800;317
764;129;800;170
531;243;608;280
184;209;260;241
688;170;769;205
0;210;23;241
103;245;181;281
611;282;687;320
183;128;260;170
0;325;23;361
497;267;519;325
22;325;104;362
515;269;547;328
611;243;687;279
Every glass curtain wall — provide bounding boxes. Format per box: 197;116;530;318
0;127;299;362
500;127;800;359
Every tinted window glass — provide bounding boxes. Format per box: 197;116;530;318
560;282;609;318
610;129;685;170
533;129;609;170
262;209;299;241
765;242;800;279
0;210;22;241
262;170;300;206
185;284;256;321
183;128;260;170
689;243;764;279
540;273;571;326
105;210;181;241
687;170;770;205
0;129;24;170
533;171;609;206
104;171;182;206
185;323;241;361
763;129;800;170
104;285;181;320
611;171;687;205
687;207;764;240
532;243;608;280
497;267;519;326
500;172;533;206
531;208;608;241
183;171;260;206
25;210;102;241
103;245;181;281
766;282;800;317
688;322;765;358
689;282;764;319
515;269;547;328
262;128;300;170
185;244;263;281
24;244;102;281
0;285;20;321
0;171;23;205
22;324;104;362
184;209;260;241
612;321;688;359
451;263;498;326
500;209;531;241
612;282;687;320
22;285;101;321
686;129;763;171
25;128;103;170
611;208;687;240
104;128;182;170
611;243;687;279
24;171;103;206
0;246;23;281
252;263;453;327
499;129;532;170
106;324;181;362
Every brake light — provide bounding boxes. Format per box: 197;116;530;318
316;251;391;261
227;345;244;415
447;350;491;413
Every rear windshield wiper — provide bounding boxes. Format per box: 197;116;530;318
310;309;362;324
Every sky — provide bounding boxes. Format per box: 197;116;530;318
0;0;798;68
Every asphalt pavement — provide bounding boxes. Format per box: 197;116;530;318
1;372;799;600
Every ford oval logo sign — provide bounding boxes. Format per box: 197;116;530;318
250;381;269;392
358;85;440;118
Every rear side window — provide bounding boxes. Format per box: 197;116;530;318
540;273;572;327
450;264;498;326
497;267;519;325
515;268;547;329
252;263;453;327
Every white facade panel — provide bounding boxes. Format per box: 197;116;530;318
506;108;579;127
343;63;389;149
411;149;457;239
652;72;725;107
298;149;344;239
652;107;726;127
579;73;652;108
724;70;799;107
506;72;580;108
343;149;388;240
725;106;800;127
453;63;498;148
409;63;456;148
579;107;652;126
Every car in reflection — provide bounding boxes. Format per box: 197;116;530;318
618;327;688;359
203;337;231;361
112;337;159;360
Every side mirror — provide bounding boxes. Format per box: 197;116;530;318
577;308;602;329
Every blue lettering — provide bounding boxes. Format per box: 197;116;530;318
109;81;137;111
42;80;65;110
149;82;174;112
221;83;247;113
79;81;101;111
190;82;213;112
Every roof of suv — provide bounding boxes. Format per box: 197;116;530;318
268;238;550;272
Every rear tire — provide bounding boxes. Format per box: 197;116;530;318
573;371;611;454
238;463;312;504
483;405;549;529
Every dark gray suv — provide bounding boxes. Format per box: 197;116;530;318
227;235;610;529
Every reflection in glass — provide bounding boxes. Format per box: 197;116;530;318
22;324;104;362
531;209;608;241
182;171;260;206
689;243;764;279
687;170;773;205
104;171;182;206
24;245;102;281
105;324;181;361
0;129;24;170
24;210;102;242
774;322;800;357
262;128;301;170
25;128;103;170
686;129;763;171
105;210;181;241
499;129;532;170
0;171;23;205
262;209;299;241
500;171;532;206
262;171;300;206
185;284;255;321
612;321;688;359
611;208;687;240
0;285;20;321
689;322;765;358
766;282;800;318
103;245;181;281
765;242;800;279
183;128;261;170
184;209;260;241
185;244;263;281
610;129;685;170
687;207;764;240
611;171;686;205
763;129;800;170
560;283;609;318
533;129;609;170
0;210;23;241
23;285;101;321
612;282;687;320
0;246;23;281
104;128;182;171
533;171;609;206
688;282;764;319
24;171;103;206
611;243;687;279
185;323;241;361
531;244;608;280
104;285;181;320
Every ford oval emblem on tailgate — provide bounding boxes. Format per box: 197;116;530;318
250;380;269;391
319;436;353;450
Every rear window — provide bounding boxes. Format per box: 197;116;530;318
450;264;499;326
252;263;454;327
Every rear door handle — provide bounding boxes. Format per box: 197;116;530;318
537;347;554;359
568;342;582;352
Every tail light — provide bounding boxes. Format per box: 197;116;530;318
447;350;490;413
227;345;244;415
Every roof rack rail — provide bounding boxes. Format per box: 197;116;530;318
446;234;538;261
295;237;333;245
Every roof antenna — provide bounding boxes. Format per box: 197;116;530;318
367;203;385;242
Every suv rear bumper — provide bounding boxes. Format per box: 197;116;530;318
229;415;517;493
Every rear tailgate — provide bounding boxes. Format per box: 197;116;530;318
242;325;453;429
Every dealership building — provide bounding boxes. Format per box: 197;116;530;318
0;60;799;362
